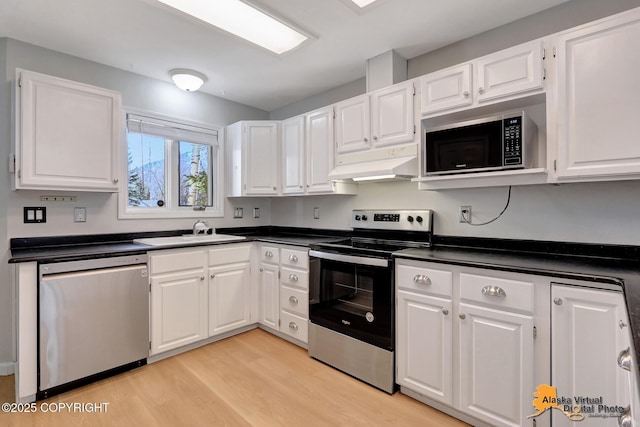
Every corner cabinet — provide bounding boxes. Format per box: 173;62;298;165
551;284;636;427
226;121;280;196
14;69;121;192
551;8;640;181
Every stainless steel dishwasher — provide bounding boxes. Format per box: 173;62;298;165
38;254;149;399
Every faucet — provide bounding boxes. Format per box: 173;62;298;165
193;219;210;235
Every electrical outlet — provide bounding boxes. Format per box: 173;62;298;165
313;207;320;220
253;207;260;218
74;207;87;222
459;206;472;223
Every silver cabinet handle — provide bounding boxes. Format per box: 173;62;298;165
289;254;298;263
482;286;506;297
619;406;632;427
112;178;119;183
478;87;485;94
210;274;215;279
373;135;378;141
459;313;466;320
289;274;298;282
289;322;298;331
463;91;469;97
618;348;632;371
265;251;273;258
273;186;277;190
413;274;431;285
200;276;205;281
442;308;449;316
363;137;368;142
554;298;563;305
289;296;298;305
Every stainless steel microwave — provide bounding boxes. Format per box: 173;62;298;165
423;111;537;175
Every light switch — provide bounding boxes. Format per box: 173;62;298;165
23;207;46;223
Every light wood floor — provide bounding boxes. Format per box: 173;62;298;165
1;329;469;426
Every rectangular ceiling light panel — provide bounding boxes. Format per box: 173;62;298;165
351;0;378;7
157;0;308;54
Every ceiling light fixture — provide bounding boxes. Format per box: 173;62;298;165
351;0;378;7
156;0;309;54
169;68;207;92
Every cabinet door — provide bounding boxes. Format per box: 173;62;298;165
208;262;251;337
244;122;279;195
335;94;370;154
305;107;336;193
474;40;543;104
458;302;534;427
259;263;280;330
420;64;472;115
282;116;306;195
551;285;632;427
17;69;120;191
397;290;453;405
371;82;415;148
554;10;640;179
150;270;207;355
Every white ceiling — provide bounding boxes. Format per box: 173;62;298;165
0;0;569;111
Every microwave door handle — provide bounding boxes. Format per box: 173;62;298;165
308;250;389;268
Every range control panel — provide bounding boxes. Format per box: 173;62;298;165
352;210;433;232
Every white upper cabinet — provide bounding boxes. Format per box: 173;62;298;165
305;106;337;193
281;115;306;195
335;81;417;161
335;94;370;154
226;121;280;197
371;82;416;148
15;69;121;192
420;40;544;117
552;8;640;181
420;64;473;116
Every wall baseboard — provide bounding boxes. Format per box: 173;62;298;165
0;362;15;376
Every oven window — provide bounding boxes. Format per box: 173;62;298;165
324;267;374;316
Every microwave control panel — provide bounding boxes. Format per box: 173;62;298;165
503;116;522;166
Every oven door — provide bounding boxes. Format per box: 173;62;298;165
308;250;393;350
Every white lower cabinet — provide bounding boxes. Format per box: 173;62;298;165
257;244;309;344
149;243;252;356
396;260;547;427
149;248;208;355
551;284;636;427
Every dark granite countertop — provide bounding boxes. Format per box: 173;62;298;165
393;241;640;393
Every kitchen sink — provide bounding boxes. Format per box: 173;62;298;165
133;234;246;247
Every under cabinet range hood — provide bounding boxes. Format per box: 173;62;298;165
328;155;418;182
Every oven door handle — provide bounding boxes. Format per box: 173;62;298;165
309;250;389;268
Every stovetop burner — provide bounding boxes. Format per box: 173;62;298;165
310;209;434;258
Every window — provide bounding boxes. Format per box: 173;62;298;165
120;112;223;218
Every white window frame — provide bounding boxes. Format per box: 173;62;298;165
118;108;225;219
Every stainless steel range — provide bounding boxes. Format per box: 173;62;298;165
308;209;433;393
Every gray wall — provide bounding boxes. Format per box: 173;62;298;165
0;39;272;366
269;0;640;242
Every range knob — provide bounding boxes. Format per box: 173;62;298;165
361;215;368;221
407;215;414;223
354;215;361;221
416;216;423;223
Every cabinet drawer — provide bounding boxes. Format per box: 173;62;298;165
149;249;205;275
396;264;452;298
280;285;308;317
281;267;309;290
281;248;308;269
208;244;251;266
280;311;308;343
260;245;279;264
459;273;534;313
